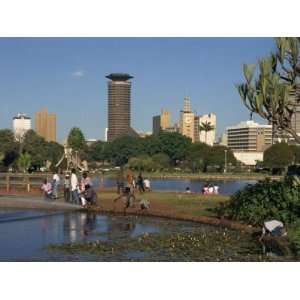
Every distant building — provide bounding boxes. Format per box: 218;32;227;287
227;120;272;166
138;131;152;138
194;116;200;142
198;113;216;146
164;123;180;133
152;109;170;134
35;108;56;142
106;73;138;141
218;133;228;146
179;97;195;142
227;120;272;152
12;113;31;141
86;139;97;146
104;128;108;142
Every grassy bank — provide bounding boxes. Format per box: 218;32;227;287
101;171;281;181
97;190;230;218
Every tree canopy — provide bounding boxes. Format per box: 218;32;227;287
264;142;295;169
237;37;300;143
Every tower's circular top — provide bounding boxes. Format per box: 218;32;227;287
106;73;133;81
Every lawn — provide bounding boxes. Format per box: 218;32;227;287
97;190;230;218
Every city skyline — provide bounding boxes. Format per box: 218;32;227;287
0;37;275;142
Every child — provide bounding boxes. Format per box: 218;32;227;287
41;179;52;200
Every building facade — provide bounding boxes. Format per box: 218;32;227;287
35;108;56;142
226;120;272;166
12;113;31;141
198;113;216;146
179;97;195;142
152;109;171;134
106;73;138;141
227;120;272;152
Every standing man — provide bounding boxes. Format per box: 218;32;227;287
126;168;134;193
71;168;79;204
64;173;71;202
52;169;60;200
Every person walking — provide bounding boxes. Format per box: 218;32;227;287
52;170;60;200
71;168;79;204
136;173;145;193
126;168;134;193
63;174;71;202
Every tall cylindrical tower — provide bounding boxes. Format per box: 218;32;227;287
106;73;133;142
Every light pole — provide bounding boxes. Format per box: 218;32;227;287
224;149;228;173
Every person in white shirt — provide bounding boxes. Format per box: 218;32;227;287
71;168;79;204
213;184;219;194
208;185;214;194
52;170;61;199
144;178;151;191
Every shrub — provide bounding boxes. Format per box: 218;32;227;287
220;176;300;225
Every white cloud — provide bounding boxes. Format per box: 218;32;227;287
71;70;85;78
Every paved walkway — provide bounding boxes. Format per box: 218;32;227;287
0;195;83;211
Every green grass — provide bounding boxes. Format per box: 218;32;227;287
98;190;230;218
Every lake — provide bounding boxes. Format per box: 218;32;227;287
0;208;294;261
92;177;257;195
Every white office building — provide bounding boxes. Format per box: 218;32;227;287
12;113;31;141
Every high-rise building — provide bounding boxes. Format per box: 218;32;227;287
12;113;31;141
226;120;273;166
179;97;195;141
35;108;56;142
106;73;138;141
194;116;200;142
152;109;170;134
199;113;216;146
227;120;272;152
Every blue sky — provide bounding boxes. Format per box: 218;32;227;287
0;37;275;142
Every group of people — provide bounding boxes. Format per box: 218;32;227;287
114;169;151;212
202;183;219;194
41;169;97;207
116;169;151;195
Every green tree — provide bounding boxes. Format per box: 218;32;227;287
185;142;211;172
17;153;31;173
127;155;154;171
151;153;171;170
199;121;214;144
0;129;19;169
87;140;107;162
264;142;294;170
67;127;86;151
22;130;48;168
105;136;144;166
45;141;64;168
205;146;237;171
237;37;300;143
156;132;192;165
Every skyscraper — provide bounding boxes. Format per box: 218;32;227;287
152;109;171;134
179;97;195;142
35;108;56;142
12;113;31;141
106;73;138;141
